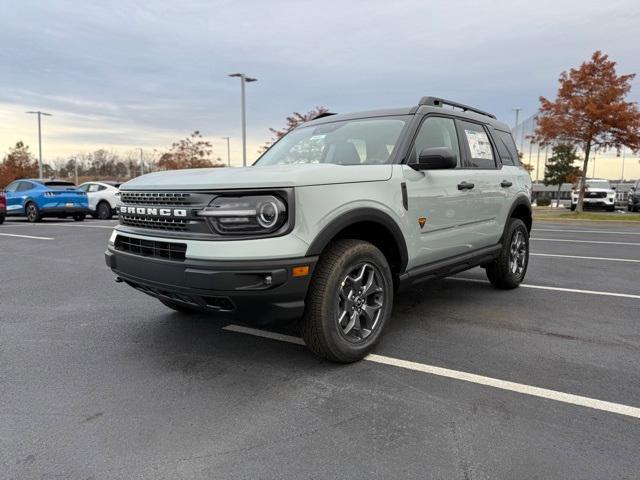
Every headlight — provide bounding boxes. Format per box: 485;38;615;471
198;194;289;236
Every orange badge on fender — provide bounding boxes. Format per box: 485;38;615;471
418;217;427;229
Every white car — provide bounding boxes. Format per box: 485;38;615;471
78;181;121;219
571;178;616;211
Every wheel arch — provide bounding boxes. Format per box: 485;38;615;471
504;195;532;239
306;208;409;277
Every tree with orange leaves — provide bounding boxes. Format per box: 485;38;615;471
0;141;39;188
533;51;640;212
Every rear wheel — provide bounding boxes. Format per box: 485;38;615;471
0;214;5;225
159;298;202;314
301;239;393;363
96;201;112;220
25;202;42;223
485;218;529;289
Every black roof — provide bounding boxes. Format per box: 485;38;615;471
302;96;511;132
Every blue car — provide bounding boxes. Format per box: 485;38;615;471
3;179;90;222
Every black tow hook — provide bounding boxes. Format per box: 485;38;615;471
114;276;123;283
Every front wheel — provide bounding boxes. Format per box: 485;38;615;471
570;203;576;211
485;218;529;289
301;239;393;363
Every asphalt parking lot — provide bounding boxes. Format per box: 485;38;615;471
1;218;639;479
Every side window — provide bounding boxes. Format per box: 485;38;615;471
88;184;101;193
17;181;33;192
493;129;519;166
78;184;90;192
459;121;496;168
4;182;19;192
411;116;460;166
98;185;107;191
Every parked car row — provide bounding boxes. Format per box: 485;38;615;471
0;178;122;223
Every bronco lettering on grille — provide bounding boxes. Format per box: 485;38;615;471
120;206;188;217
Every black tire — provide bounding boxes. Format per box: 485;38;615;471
0;214;4;225
25;202;42;223
301;239;393;363
606;206;615;212
159;298;201;314
485;218;529;290
96;201;113;220
570;203;576;211
73;213;85;221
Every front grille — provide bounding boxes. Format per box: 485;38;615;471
120;192;194;205
115;234;186;261
586;192;606;198
120;214;189;232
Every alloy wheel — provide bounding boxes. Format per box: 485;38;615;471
509;230;527;278
336;262;384;343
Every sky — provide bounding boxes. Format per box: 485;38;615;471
1;0;640;179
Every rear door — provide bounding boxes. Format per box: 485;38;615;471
456;120;510;247
402;115;485;268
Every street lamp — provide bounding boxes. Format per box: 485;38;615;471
26;110;52;178
221;136;231;167
512;107;521;154
228;73;257;167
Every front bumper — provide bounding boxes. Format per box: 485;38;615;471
105;247;318;324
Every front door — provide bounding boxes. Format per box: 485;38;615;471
402;115;485;269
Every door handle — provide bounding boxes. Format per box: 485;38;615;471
457;181;475;190
500;180;513;188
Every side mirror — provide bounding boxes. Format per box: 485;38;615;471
413;147;457;170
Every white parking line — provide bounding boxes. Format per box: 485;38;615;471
534;228;640;236
3;222;115;229
0;232;54;240
223;324;640;419
531;253;640;263
532;237;640;246
449;277;640;300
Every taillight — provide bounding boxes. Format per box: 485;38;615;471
0;193;5;208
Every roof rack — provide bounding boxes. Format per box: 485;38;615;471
418;96;496;119
313;112;338;120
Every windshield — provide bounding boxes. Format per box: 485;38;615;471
255;116;409;166
586;180;611;189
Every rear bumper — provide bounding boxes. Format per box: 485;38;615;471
105;247;317;324
41;206;91;216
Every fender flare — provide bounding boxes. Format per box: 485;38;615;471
306;207;409;272
502;195;532;241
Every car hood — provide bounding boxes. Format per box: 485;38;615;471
120;164;393;190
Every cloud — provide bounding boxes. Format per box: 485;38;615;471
1;0;639;173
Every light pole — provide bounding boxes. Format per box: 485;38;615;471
139;148;144;175
228;73;257;167
512;107;521;155
26;110;52;178
221;136;231;167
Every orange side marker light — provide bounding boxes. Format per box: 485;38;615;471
292;265;310;277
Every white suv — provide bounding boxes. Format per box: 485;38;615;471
571;178;616;211
106;97;532;362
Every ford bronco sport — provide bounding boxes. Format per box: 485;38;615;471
106;96;532;362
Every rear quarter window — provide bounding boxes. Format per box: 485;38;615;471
492;129;519;166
